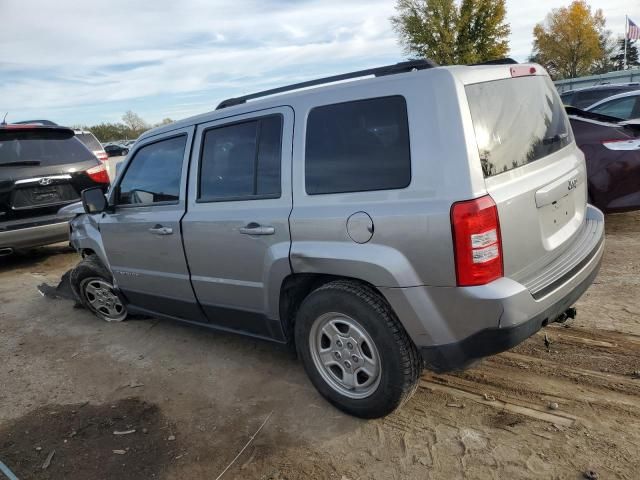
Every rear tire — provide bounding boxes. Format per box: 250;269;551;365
70;255;127;322
295;280;421;418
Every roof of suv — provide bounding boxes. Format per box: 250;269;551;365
139;60;544;143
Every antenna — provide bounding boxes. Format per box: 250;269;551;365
1;112;7;126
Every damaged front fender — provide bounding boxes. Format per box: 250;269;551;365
57;203;110;270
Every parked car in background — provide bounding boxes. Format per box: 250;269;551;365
560;84;640;110
74;129;108;163
585;90;640;120
66;60;604;418
0;124;110;255
567;106;640;213
104;144;129;157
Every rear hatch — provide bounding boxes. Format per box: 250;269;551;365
464;70;596;295
0;126;107;225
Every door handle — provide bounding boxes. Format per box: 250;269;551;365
239;223;275;235
149;225;173;235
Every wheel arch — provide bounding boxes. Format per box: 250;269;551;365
278;273;394;344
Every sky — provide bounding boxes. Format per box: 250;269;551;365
0;0;636;126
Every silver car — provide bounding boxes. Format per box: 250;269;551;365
64;60;605;418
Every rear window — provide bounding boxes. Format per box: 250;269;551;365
305;96;411;195
75;132;103;151
466;76;572;178
0;130;96;167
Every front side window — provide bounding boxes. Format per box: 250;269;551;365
590;96;638;120
198;115;282;201
118;135;187;205
305;96;411;195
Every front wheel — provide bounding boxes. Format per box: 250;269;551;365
295;280;421;418
71;255;127;322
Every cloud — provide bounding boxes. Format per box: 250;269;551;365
0;0;636;125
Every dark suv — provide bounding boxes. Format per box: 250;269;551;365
0;124;110;255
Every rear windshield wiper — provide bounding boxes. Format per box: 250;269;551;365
0;160;42;166
542;133;569;145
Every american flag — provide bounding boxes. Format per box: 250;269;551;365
629;18;640;40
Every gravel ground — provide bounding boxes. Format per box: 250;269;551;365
0;212;639;479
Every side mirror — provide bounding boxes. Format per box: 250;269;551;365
81;187;108;214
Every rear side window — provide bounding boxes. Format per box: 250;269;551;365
466;76;572;178
118;135;186;205
0;130;95;167
75;132;103;151
573;89;628;109
198;115;282;201
305;96;411;195
589;96;638;120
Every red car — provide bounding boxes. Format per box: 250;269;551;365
567;107;640;213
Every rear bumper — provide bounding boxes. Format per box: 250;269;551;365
419;252;601;371
381;205;605;372
0;220;70;250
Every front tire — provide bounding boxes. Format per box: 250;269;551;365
295;280;421;418
70;255;127;322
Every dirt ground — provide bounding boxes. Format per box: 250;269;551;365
1;212;639;480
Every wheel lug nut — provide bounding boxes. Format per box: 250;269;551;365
352;355;359;362
334;352;341;359
347;342;353;350
336;340;343;348
344;361;351;369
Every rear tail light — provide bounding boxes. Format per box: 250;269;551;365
451;195;503;286
602;139;640;151
86;164;110;184
96;151;108;162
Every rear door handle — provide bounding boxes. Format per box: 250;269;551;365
149;225;173;235
239;223;275;235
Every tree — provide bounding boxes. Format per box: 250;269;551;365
611;38;639;70
532;1;604;79
590;24;616;74
121;110;148;136
391;0;510;65
155;118;174;127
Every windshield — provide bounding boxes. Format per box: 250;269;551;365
75;132;103;151
0;130;96;166
466;76;572;178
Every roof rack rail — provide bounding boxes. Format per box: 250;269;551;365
216;59;438;110
471;58;518;66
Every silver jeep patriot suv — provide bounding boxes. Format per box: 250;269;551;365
64;60;605;418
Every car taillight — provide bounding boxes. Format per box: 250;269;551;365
602;138;640;151
451;195;503;286
86;164;110;184
96;151;108;162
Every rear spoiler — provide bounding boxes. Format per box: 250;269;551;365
0;125;75;141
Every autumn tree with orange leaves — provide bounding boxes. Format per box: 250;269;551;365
532;1;606;79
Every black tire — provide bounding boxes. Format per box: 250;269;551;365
70;255;127;322
295;280;421;418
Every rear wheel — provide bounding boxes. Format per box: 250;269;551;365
295;280;421;418
71;255;127;322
